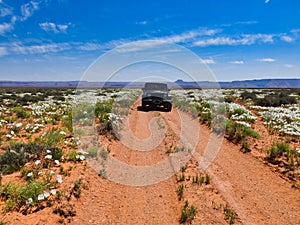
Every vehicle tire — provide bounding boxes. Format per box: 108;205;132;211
164;102;172;112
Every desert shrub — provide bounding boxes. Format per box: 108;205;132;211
98;169;107;178
62;110;73;133
67;179;82;200
192;174;201;185
95;100;114;122
174;146;185;153
224;96;234;103
52;95;65;102
267;142;289;160
67;150;78;162
72;103;94;124
0;141;50;174
225;120;259;152
205;174;211;185
0;149;27;174
224;204;237;224
74;128;85;136
266;142;299;171
96;102;121;139
15;94;46;106
38;128;64;148
12;107;30;119
180;166;187;172
177;173;185;182
254;92;296;107
226;120;259;143
177;184;184;200
179;200;197;224
87;146;98;158
51;147;63;160
0;180;46;212
100;148;109;160
240;91;256;100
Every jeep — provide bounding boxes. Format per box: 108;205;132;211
141;82;172;112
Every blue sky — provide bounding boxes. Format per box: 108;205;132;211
0;0;300;82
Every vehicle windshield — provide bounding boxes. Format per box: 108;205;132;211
144;83;168;91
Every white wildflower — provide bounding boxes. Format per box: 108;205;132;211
56;175;63;184
43;191;50;198
45;154;52;159
26;198;33;205
50;189;57;195
27;172;33;177
59;131;66;135
38;194;45;201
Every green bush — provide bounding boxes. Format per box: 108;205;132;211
177;184;184;200
254;92;297;107
0;149;27;174
38;128;64;147
180;200;197;224
95;100;114;122
62;110;73;133
266;142;299;171
0;180;46;212
51;147;63;160
240;91;256;100
226;120;259;144
224;204;237;225
87;146;98;158
67;149;79;162
12;107;30;119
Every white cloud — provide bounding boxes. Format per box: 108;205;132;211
265;0;270;3
0;46;7;56
39;22;69;33
257;58;276;62
0;22;14;35
236;20;259;25
77;42;105;51
291;29;300;34
20;1;40;21
0;5;13;17
156;28;221;44
11;42;71;55
193;34;274;47
284;64;294;68
230;60;244;64
136;20;148;25
0;1;42;35
200;58;216;64
280;35;293;42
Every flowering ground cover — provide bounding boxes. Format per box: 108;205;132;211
0;87;299;224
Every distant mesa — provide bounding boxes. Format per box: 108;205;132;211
0;79;299;88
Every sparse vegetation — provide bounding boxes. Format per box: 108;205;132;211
224;204;237;224
179;200;197;224
177;184;184;200
0;180;47;212
266;142;300;176
0;87;299;223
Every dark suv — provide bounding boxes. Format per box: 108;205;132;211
141;82;172;112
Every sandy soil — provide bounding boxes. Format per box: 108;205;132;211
1;99;299;225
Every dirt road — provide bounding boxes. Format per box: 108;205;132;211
73;99;300;225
